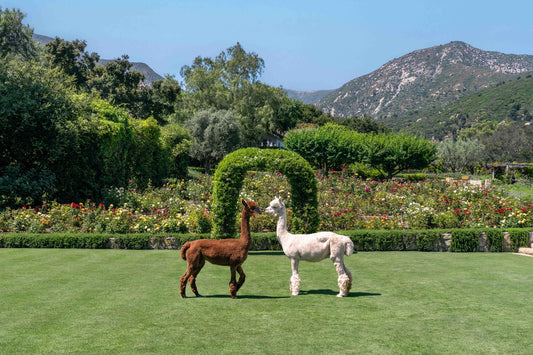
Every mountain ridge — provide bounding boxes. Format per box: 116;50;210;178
316;41;533;119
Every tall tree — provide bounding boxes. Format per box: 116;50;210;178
189;109;242;174
0;60;77;207
181;43;301;146
89;55;145;112
0;7;37;60
437;139;485;173
45;37;100;90
482;123;533;162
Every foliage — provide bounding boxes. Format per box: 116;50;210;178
508;228;530;251
336;115;389;134
44;37;99;90
482;122;533;162
284;123;364;173
211;148;318;237
363;133;437;179
0;59;77;207
437;138;485;173
180;43;301;145
0;63;174;207
180;42;264;111
449;229;480;252
188;108;242;173
2;170;533;236
0;7;37;60
160;123;191;178
402;75;533;142
285;126;436;179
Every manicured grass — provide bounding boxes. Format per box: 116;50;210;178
1;249;532;354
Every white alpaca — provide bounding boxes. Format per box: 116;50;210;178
265;196;354;297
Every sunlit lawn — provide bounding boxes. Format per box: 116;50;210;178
0;249;532;354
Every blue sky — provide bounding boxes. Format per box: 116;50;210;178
5;0;533;91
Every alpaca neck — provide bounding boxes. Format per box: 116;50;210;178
276;208;291;243
239;208;252;248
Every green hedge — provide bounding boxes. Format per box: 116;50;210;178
0;229;530;252
0;233;278;250
211;148;318;238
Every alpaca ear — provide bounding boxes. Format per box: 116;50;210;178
242;199;249;208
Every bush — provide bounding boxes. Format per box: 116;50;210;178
508;228;530;251
486;229;503;252
211;148;318;237
450;229;479;252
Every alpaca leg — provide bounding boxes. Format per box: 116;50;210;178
189;259;205;297
337;274;351;297
229;266;239;299
333;258;350;297
180;267;192;298
290;258;301;296
344;264;353;287
235;265;246;292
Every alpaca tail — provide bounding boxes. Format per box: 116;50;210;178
180;241;191;260
344;237;355;256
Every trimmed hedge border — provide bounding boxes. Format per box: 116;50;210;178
1;228;531;252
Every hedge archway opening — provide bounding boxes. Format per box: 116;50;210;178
211;148;318;238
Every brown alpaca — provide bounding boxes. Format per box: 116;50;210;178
180;199;262;299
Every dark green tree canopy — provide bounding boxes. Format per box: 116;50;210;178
284;123;364;173
0;8;37;60
45;37;100;90
211;148;318;237
364;133;437;179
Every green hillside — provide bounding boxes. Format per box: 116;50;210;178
387;74;533;139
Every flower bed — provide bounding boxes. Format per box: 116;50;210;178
1;171;532;234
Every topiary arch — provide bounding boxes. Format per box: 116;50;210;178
211;148;319;238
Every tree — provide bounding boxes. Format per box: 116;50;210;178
482;122;533;162
45;37;100;90
437;139;485;173
161;123;191;178
0;59;77;207
89;55;145;114
0;7;37;60
132;75;182;124
180;42;264;104
235;82;288;146
189;109;242;174
364;134;436;179
284;123;364;174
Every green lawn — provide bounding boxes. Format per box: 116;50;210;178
1;249;532;354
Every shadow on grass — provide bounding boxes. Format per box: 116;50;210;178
300;289;381;297
250;251;285;256
186;290;380;299
191;294;291;299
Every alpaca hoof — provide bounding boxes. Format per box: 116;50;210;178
194;293;202;297
181;294;188;299
336;293;346;297
291;292;299;296
231;295;238;299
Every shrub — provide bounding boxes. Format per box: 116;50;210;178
211;148;318;237
486;229;503;252
450;229;479;252
507;228;530;251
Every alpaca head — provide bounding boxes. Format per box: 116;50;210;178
265;196;285;217
241;199;263;216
